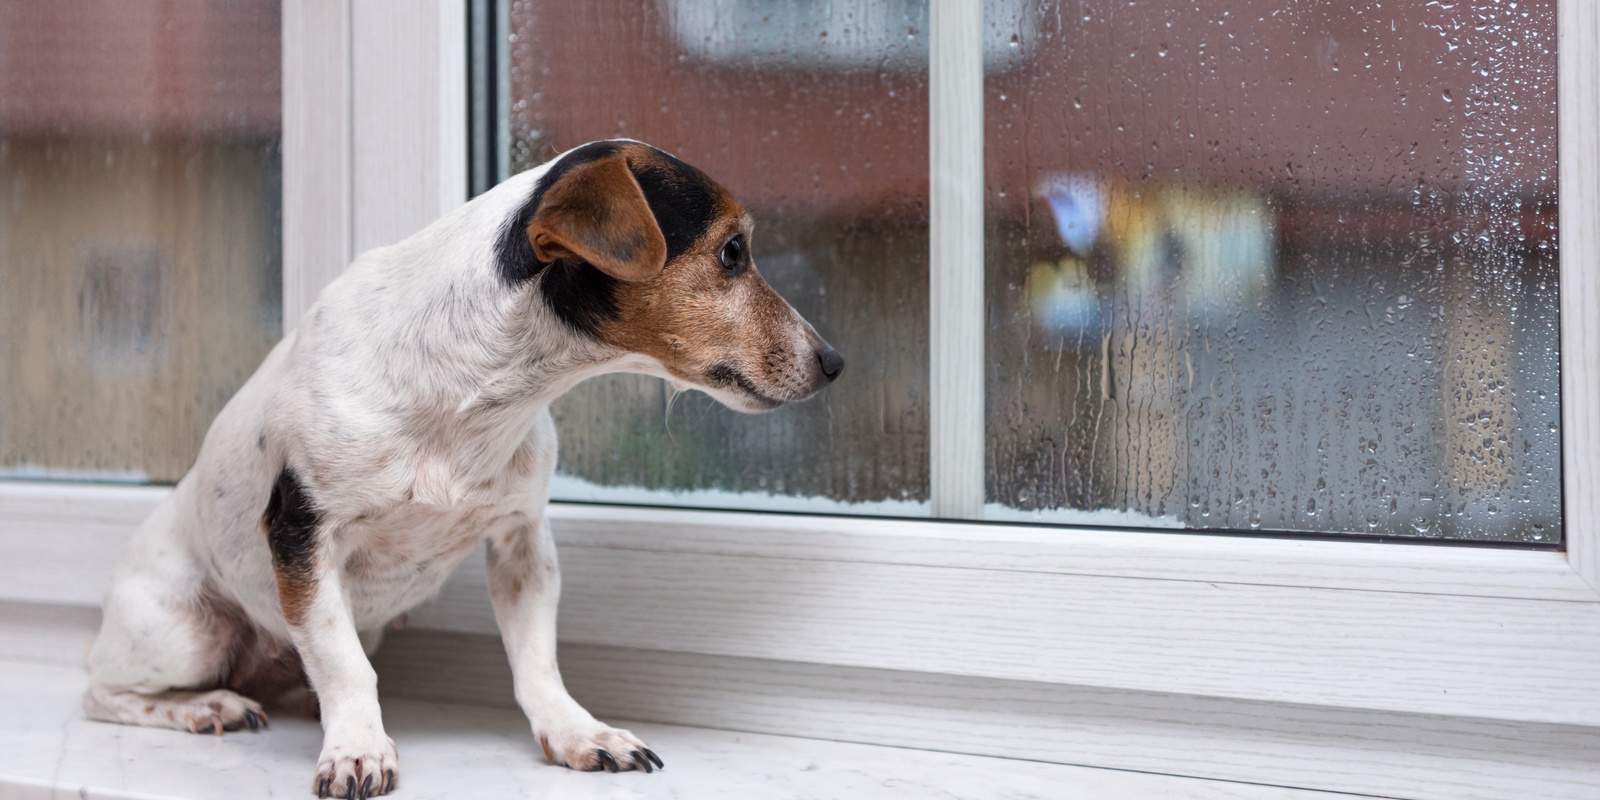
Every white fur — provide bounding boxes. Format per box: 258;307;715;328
80;141;807;790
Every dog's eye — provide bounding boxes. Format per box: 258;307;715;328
719;235;746;273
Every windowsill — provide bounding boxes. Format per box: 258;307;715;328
0;659;1354;800
4;480;1600;800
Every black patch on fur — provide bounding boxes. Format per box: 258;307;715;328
707;363;759;396
494;140;624;285
538;259;620;338
630;152;719;260
493;140;721;337
263;468;318;579
706;363;780;408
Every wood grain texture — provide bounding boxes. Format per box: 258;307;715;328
1560;0;1600;593
374;631;1600;800
282;0;352;325
929;0;985;518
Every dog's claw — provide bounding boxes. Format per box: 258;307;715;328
641;748;664;770
596;749;620;773
630;749;655;773
360;773;374;799
315;775;331;798
344;775;356;800
384;768;397;794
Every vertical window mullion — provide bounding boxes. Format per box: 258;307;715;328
282;0;354;327
1559;0;1600;588
929;0;986;519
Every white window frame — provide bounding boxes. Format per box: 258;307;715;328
2;2;1596;797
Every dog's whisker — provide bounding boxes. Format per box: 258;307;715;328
662;385;686;443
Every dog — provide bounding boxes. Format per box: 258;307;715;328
82;139;844;798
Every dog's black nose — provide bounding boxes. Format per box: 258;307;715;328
816;347;844;382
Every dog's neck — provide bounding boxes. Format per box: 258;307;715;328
295;169;660;491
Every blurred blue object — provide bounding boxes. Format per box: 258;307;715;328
1036;173;1103;256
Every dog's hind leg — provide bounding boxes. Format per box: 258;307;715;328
83;685;267;734
83;494;267;735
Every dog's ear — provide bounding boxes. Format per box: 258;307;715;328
526;154;667;282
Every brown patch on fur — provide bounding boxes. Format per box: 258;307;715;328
260;514;317;628
583;146;819;401
262;470;321;629
528;152;667;282
437;510;494;562
485;524;536;602
601;235;802;397
273;571;316;628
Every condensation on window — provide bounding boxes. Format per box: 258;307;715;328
0;1;283;483
984;1;1559;542
507;0;930;513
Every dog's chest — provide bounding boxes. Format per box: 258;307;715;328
337;501;508;628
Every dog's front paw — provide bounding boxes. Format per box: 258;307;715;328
538;720;663;773
313;729;398;798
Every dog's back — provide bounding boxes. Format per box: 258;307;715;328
83;139;838;792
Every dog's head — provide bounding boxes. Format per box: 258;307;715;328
500;140;843;412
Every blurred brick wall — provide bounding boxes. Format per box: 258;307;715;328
0;0;280;139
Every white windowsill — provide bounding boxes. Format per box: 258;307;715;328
5;482;1600;800
0;660;1357;800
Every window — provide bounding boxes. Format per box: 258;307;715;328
494;0;932;514
482;0;1563;543
3;3;1595;797
0;0;283;483
983;1;1560;541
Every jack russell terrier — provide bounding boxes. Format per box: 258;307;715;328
83;139;844;798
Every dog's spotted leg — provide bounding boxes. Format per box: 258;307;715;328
83;685;268;734
267;470;398;798
486;514;662;774
84;494;270;736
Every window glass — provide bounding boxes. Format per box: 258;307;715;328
984;1;1560;542
506;0;930;513
0;0;283;484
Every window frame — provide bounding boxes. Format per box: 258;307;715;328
1;1;1596;796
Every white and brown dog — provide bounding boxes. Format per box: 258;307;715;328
83;139;843;797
